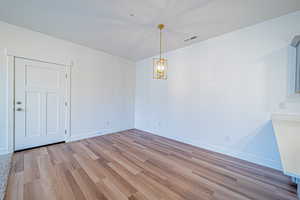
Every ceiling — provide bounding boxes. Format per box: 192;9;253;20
0;0;300;61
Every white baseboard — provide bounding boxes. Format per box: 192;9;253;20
137;128;282;171
67;128;133;142
68;127;282;171
190;140;282;171
288;172;300;180
0;148;10;155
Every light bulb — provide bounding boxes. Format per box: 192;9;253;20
157;63;165;72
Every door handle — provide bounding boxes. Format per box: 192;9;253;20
16;108;23;111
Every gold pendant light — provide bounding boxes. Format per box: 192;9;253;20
153;24;168;80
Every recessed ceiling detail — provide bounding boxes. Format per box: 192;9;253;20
0;0;300;61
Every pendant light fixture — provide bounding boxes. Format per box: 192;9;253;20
153;24;168;80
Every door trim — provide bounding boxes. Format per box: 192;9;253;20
4;48;73;153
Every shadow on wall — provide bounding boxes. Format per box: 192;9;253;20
234;121;282;168
228;47;288;169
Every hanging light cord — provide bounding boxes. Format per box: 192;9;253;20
158;24;164;60
160;27;162;60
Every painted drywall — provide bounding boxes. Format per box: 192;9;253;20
0;21;135;153
135;11;300;170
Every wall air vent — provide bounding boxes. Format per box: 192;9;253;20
184;35;198;42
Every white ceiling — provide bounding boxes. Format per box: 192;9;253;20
0;0;300;61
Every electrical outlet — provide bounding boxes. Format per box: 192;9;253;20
105;121;111;128
157;121;162;128
279;102;287;109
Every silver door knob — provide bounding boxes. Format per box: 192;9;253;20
16;108;23;111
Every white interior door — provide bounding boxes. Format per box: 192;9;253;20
14;57;67;151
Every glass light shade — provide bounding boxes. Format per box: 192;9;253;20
153;58;168;80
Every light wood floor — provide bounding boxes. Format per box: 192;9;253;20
5;129;298;200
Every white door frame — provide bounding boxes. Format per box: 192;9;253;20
3;48;72;153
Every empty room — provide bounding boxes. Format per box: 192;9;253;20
1;0;300;199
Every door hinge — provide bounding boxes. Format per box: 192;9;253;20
65;73;67;79
65;101;68;106
65;130;67;135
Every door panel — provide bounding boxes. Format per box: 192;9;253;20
26;65;60;89
26;91;42;137
46;93;60;135
15;58;67;151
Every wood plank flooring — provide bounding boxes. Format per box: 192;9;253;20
5;129;298;200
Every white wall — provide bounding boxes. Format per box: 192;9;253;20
0;21;135;153
2;11;300;171
135;11;300;170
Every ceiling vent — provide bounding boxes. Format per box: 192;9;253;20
184;35;198;42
